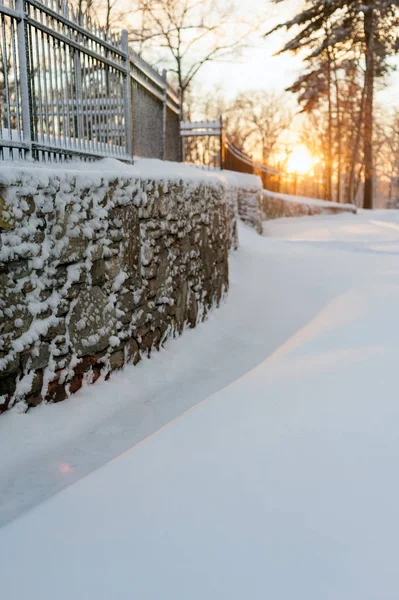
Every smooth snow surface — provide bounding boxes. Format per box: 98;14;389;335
2;210;399;599
0;156;247;188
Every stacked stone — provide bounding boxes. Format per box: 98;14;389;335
260;192;357;220
225;184;239;251
236;188;263;235
261;195;323;220
0;170;229;412
221;170;263;237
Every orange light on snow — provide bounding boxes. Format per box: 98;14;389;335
59;463;72;473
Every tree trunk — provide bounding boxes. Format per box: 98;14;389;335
180;86;185;162
326;48;333;201
363;5;374;209
106;0;111;37
332;53;342;203
354;164;364;202
347;81;366;204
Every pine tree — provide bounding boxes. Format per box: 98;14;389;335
266;0;399;208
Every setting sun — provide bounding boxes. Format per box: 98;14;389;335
286;145;315;175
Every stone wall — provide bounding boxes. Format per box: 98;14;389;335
237;187;263;234
0;161;230;412
224;171;263;235
261;190;357;220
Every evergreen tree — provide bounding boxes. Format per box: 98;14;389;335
266;0;399;208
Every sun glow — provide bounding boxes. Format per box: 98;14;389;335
286;145;315;175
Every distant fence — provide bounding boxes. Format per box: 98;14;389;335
0;0;181;162
224;138;281;191
181;119;223;169
181;117;282;190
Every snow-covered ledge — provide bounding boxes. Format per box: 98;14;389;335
261;189;357;220
0;159;232;412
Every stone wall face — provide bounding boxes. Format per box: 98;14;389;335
225;185;239;250
261;192;357;220
222;171;263;235
237;188;263;234
0;167;229;412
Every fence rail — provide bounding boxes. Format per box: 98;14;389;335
181;118;224;169
0;0;181;162
181;117;282;183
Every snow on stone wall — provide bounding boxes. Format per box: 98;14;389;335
0;162;231;412
223;171;263;235
226;185;239;250
261;190;357;220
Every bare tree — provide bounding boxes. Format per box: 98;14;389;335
186;87;290;164
103;0;120;35
300;112;330;199
76;0;96;22
129;0;260;115
377;110;399;205
387;111;399;201
225;91;291;164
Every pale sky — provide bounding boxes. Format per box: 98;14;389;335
192;0;399;111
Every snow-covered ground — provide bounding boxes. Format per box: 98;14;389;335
1;210;399;599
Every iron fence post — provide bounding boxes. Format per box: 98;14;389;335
219;115;224;170
121;29;133;162
0;3;180;163
16;0;33;159
180;87;185;163
74;51;84;143
161;69;167;160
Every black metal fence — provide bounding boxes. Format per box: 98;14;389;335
0;0;181;162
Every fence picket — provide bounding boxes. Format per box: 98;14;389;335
16;0;32;158
0;0;180;162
